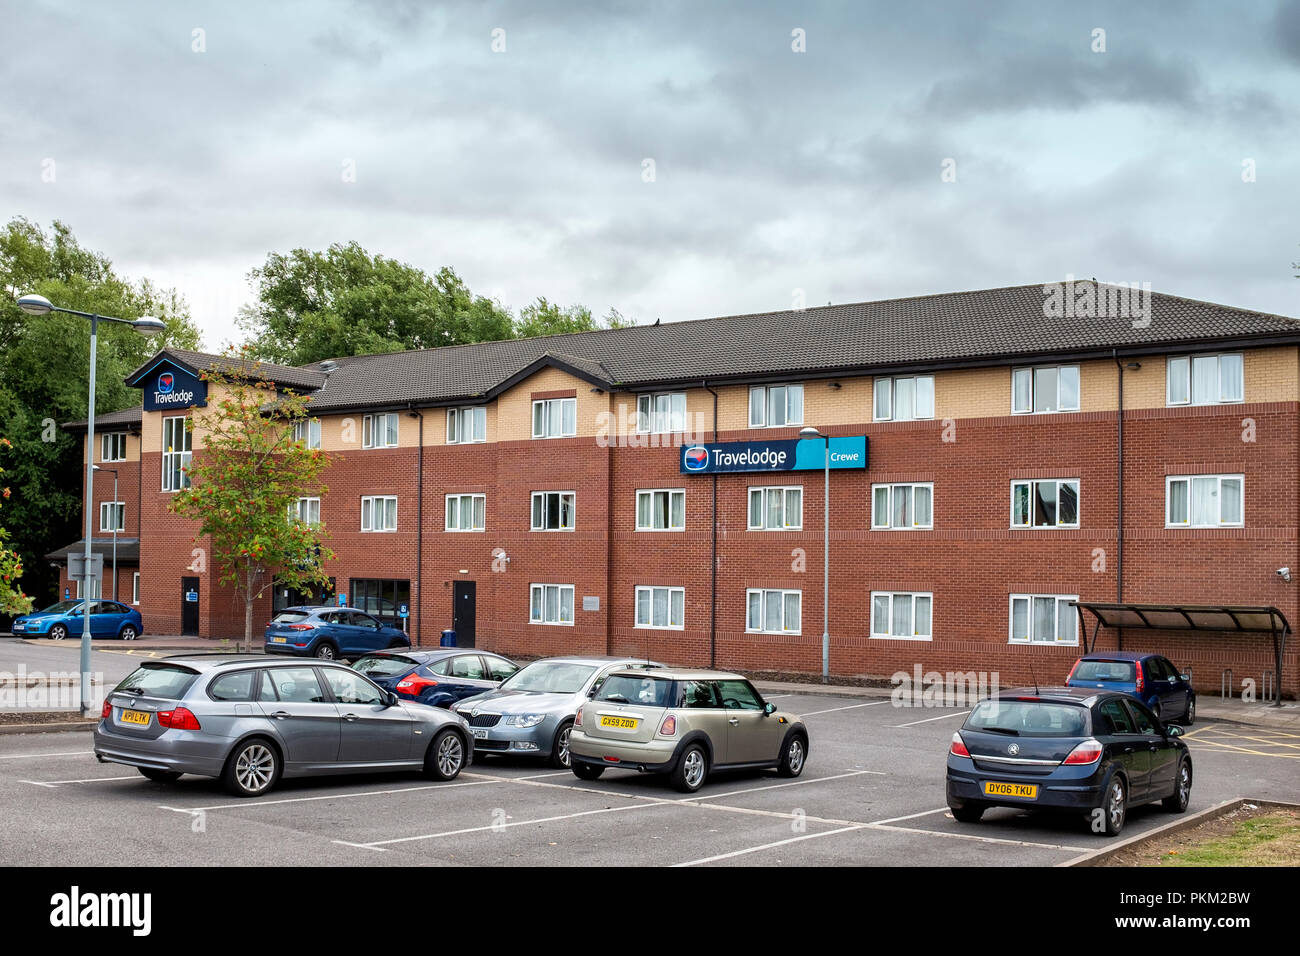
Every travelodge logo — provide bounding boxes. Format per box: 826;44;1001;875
157;372;174;394
683;447;709;471
142;363;206;411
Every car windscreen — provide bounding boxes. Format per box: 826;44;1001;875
114;663;200;700
39;601;82;615
352;655;418;678
966;699;1088;737
1073;660;1136;682
596;675;675;706
271;610;311;624
499;661;598;694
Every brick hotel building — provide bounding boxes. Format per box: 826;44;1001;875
56;284;1300;697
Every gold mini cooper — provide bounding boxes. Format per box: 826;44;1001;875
569;668;808;792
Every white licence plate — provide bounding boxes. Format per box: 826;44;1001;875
473;729;490;740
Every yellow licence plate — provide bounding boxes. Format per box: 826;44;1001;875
271;637;288;643
120;709;151;726
983;781;1037;800
599;716;639;730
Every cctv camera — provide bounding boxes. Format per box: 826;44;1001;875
1277;567;1291;583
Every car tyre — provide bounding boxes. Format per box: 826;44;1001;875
1183;696;1196;726
49;624;68;641
313;642;337;660
572;762;605;781
1162;758;1192;813
671;743;708;793
425;728;466;781
222;738;280;798
138;767;182;783
1098;775;1127;836
777;733;807;778
950;802;986;823
550;720;574;769
119;625;138;641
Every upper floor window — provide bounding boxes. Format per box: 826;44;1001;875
99;501;125;532
872;483;933;530
1167;353;1243;406
636;392;687;434
362;413;398;449
361;495;397;532
101;433;127;462
1012;365;1080;414
161;416;192;492
636;489;685;531
748;486;802;530
1166;475;1243;528
293;419;322;449
445;493;486;532
874;376;934;422
531;491;575;531
289;497;321;526
1011;479;1079;528
532;398;577;438
746;588;801;634
447;406;487;444
1010;594;1079;645
748;384;803;428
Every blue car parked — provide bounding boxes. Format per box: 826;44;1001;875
264;606;410;660
351;649;519;708
12;600;143;641
1065;651;1196;725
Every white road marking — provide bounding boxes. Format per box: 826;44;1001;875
868;806;950;825
682;769;883;802
893;710;971;727
0;751;92;760
175;777;501;812
20;775;136;787
673;825;867;866
340;802;658;849
870;820;1089;852
799;701;890;716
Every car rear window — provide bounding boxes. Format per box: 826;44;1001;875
115;663;199;700
353;655;418;678
272;610;311;624
966;700;1088;737
596;675;675;706
1073;660;1136;682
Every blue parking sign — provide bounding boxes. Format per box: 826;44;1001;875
398;604;409;619
338;594;347;607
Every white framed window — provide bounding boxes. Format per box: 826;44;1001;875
530;584;574;625
873;376;935;422
1166;475;1243;528
1009;594;1079;645
1011;365;1080;414
871;483;933;530
75;577;102;599
101;433;127;462
132;572;140;606
445;493;486;531
360;495;397;532
161;416;192;492
746;588;801;634
447;406;487;444
293;419;322;449
531;491;575;531
1166;353;1244;406
748;486;802;530
288;497;321;526
99;501;125;532
636;392;687;434
362;413;399;449
532;398;577;438
635;586;685;630
636;489;685;531
871;592;933;641
748;384;804;428
1011;480;1080;528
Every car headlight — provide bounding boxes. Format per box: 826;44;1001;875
502;714;546;728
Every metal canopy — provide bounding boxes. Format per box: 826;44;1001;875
1072;601;1290;706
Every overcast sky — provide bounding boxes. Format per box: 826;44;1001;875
3;0;1299;349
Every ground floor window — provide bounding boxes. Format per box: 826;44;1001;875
1009;594;1079;645
274;577;336;616
635;586;685;629
530;584;574;625
132;572;140;605
349;578;408;628
746;588;801;634
871;591;932;640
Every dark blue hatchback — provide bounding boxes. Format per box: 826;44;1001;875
351;650;519;708
1065;651;1196;725
264;606;410;660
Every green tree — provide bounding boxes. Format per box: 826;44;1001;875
0;438;34;616
513;299;634;338
168;353;335;650
0;218;200;606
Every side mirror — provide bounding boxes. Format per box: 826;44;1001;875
384;692;398;708
1167;725;1183;738
763;702;776;716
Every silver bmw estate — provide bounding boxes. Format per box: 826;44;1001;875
94;655;473;797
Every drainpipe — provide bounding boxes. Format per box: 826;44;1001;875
1114;350;1124;608
410;405;424;646
702;381;719;668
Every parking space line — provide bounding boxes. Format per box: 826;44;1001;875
173;777;502;812
20;775;136;786
0;751;92;760
799;701;890;716
869;821;1090;853
682;769;883;802
893;710;971;727
343;802;659;849
867;806;949;825
672;825;868;866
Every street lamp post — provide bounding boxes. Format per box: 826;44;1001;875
799;426;831;683
16;294;163;716
94;465;119;601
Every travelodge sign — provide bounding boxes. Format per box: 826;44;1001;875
141;363;208;412
680;435;867;475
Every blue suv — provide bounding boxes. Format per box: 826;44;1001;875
264;606;410;660
1065;651;1196;725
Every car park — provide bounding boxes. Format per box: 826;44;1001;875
1065;651;1196;725
452;656;662;768
11;599;143;641
352;649;519;707
93;655;473;796
569;668;809;793
946;687;1192;836
264;606;410;660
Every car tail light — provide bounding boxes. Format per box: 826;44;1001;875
949;733;970;758
286;623;316;631
394;674;438;695
157;707;201;731
659;715;677;736
1135;660;1144;693
101;699;112;719
1066;659;1081;683
1063;739;1103;765
574;707;583;727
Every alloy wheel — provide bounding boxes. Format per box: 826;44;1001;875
787;738;805;774
683;749;705;788
235;744;275;794
437;733;464;777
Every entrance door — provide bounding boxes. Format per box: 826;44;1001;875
453;581;477;648
181;577;200;636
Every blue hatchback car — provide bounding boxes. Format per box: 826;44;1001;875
264;606;410;660
1065;651;1196;725
12;600;144;641
351;650;520;708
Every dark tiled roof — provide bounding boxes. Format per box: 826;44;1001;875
126;348;328;391
62;406;144;432
44;538;141;564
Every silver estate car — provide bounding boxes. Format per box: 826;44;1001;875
94;655;474;797
452;656;662;768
